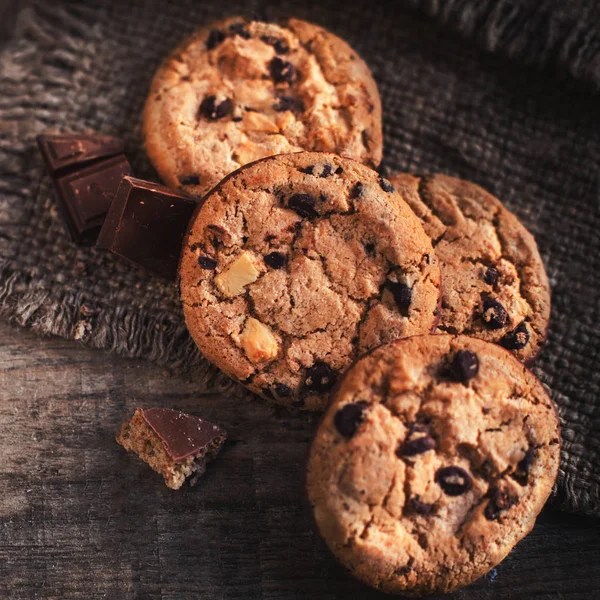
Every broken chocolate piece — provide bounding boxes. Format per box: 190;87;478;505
386;281;412;316
37;133;124;175
116;408;226;490
54;155;132;245
288;193;318;218
96;176;197;280
206;29;226;50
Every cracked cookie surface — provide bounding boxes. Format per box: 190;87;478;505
143;16;382;198
390;174;550;363
179;152;441;411
306;334;560;594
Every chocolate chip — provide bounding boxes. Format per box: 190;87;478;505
269;57;296;84
449;350;479;383
288;193;318;218
435;466;472;496
394;565;412;577
299;165;315;175
484;486;516;520
261;35;289;54
365;243;376;256
484;266;499;285
206;29;226;50
350;182;364;199
273;95;300;112
410;496;434;516
198;256;217;270
512;447;535;486
320;164;333;178
178;174;200;186
481;297;508;329
304;361;338;392
229;22;251;39
379;177;395;193
501;322;530;350
264;252;286;269
334;401;368;438
198;96;232;120
273;382;292;397
398;434;436;457
387;281;412;316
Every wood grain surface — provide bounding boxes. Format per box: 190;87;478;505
0;321;598;599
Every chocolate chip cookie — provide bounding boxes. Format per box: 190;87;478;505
144;17;382;198
389;174;550;363
306;334;560;595
179;153;441;411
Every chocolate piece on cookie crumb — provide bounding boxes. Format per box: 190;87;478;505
116;408;226;490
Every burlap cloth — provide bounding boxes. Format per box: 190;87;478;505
0;0;599;515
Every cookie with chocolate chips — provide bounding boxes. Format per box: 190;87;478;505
306;334;560;595
179;153;441;411
143;16;382;198
389;174;551;363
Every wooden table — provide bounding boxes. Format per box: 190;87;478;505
0;320;598;599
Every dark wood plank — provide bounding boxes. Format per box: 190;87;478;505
0;320;598;599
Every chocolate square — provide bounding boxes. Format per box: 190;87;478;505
96;177;197;280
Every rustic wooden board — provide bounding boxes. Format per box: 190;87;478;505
0;321;598;599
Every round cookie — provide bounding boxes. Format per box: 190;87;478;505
389;174;550;363
306;334;560;595
179;152;441;411
144;16;382;198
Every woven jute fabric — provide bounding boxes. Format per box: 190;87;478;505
0;0;599;515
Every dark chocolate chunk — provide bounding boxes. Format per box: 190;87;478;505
229;22;251;39
269;57;296;84
264;252;286;269
288;193;318;218
304;361;338;393
198;96;233;120
141;407;226;462
398;434;436;457
481;297;509;329
435;466;473;496
484;266;499;286
299;164;333;178
261;35;289;54
178;174;201;186
206;28;226;50
387;281;412;316
54;154;132;245
96;176;197;280
484;486;516;521
410;496;434;516
299;165;315;175
512;447;535;486
198;256;217;270
37;133;124;175
449;350;479;383
501;322;530;350
379;177;395;193
351;182;365;199
273;95;301;112
334;401;368;438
